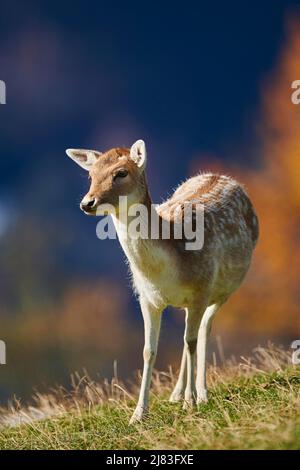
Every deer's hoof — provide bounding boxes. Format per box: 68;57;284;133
169;390;184;403
197;389;208;404
129;406;148;424
182;397;196;410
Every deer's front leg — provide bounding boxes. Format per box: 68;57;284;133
130;297;162;424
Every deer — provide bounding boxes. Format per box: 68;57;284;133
66;139;259;424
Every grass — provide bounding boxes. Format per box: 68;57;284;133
0;345;299;450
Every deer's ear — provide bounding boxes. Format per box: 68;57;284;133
66;149;102;171
130;140;147;169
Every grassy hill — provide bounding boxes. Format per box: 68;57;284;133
0;346;299;450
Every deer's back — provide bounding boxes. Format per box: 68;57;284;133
159;172;258;242
156;173;259;306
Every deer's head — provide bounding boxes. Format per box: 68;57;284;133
66;140;147;215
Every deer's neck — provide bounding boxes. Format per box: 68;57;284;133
111;186;156;266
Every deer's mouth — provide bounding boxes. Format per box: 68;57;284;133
81;199;114;216
82;208;97;216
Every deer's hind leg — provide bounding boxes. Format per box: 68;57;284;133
196;302;220;403
183;304;207;408
169;344;187;402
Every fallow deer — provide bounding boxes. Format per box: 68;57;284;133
66;140;259;424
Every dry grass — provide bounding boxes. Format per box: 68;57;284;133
0;345;299;450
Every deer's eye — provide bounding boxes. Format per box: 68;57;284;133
114;169;128;180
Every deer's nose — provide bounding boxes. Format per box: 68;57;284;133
80;198;97;212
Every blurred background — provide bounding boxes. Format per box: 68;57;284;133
0;0;300;405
